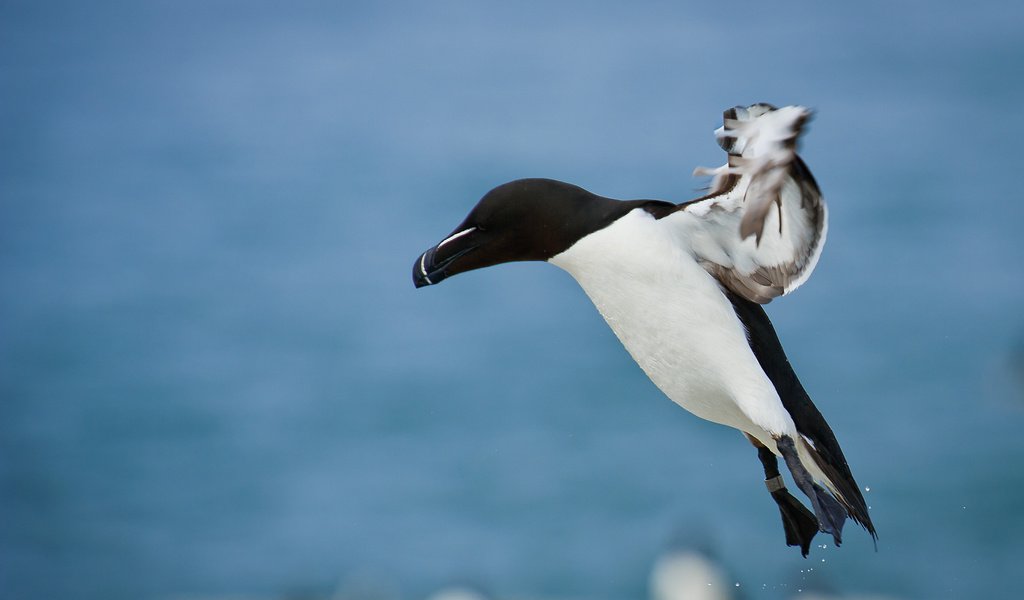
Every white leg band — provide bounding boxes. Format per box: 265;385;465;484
765;475;786;493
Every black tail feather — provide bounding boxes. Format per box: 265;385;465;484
806;445;878;543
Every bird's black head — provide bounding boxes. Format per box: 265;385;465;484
413;178;673;288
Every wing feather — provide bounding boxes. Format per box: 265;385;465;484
674;104;827;304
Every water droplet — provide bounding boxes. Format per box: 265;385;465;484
865;486;871;492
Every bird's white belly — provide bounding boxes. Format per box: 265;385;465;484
549;209;796;439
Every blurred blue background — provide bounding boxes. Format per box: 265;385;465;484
2;1;1023;599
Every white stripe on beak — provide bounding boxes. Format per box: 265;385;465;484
419;253;432;285
436;227;477;250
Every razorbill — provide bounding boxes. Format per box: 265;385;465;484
412;104;877;556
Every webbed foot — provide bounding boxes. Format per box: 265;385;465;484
776;435;848;546
749;435;820;556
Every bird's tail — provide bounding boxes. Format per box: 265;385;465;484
800;437;878;545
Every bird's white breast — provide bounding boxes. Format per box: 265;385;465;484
548;208;795;438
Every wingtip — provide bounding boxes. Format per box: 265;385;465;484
715;103;813;155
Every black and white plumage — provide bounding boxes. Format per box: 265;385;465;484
687;104;826;304
413;104;876;555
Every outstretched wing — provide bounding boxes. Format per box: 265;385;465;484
673;104;827;304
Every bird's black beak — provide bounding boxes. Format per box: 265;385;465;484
412;226;479;288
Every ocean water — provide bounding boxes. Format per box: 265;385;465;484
2;1;1023;599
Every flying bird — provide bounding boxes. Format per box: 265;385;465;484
412;104;876;556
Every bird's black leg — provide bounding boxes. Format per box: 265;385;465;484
775;435;847;546
746;434;819;557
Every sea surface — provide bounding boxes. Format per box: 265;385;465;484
2;1;1024;599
